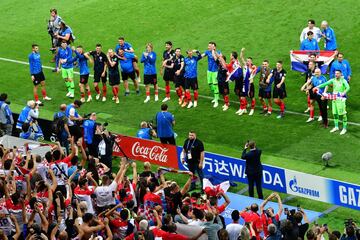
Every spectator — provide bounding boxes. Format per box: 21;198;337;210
155;103;176;145
267;223;280;240
136;121;156;140
260;192;283;238
181;130;205;191
320;20;337;51
226;210;243;240
0;93;14;136
242;140;263;199
300;19;321;42
202;212;223;240
341;226;357;240
240;204;263;240
300;31;320;51
330;52;352;82
292;210;310;240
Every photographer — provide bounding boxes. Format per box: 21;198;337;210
0;93;14;136
136;121;156;140
156;103;176;145
242;140;263;199
16;100;43;139
83;113;98;157
53;104;71;154
65;100;83;143
97;126;115;171
283;208;309;240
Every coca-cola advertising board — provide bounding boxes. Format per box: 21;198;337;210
113;135;179;169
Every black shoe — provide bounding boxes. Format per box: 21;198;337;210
259;109;268;114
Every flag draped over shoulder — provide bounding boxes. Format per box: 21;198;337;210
290;50;335;74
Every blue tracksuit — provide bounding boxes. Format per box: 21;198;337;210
29;52;42;75
204;50;221;72
73;51;89;75
322;27;337;51
330;60;351;81
300;38;320;51
120;52;135;73
141;52;156;75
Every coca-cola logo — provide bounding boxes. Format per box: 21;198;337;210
131;142;169;163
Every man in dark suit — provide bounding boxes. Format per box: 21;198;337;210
242;140;264;199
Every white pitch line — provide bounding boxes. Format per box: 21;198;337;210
1;56;359;126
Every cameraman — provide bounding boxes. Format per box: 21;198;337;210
0;93;14;136
65;100;83;142
242;140;263;199
136;121;156;140
16;100;43;139
84;113;98;157
48;8;62;50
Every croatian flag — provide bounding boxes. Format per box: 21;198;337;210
290;50;336;74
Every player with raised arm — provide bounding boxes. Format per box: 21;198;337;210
72;46;93;103
56;40;75;98
107;49;121;104
173;48;186;104
117;48;140;95
266;61;287;119
28;44;51;104
202;42;221;108
182;49;203;108
160;41;175;103
239;48;257;116
141;43;158;103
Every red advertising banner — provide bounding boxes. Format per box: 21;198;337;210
113;135;179;169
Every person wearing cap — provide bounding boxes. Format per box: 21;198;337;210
0;93;14;136
300;31;320;51
320;20;337;51
65;100;83;142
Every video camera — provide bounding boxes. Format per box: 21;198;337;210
147;120;156;130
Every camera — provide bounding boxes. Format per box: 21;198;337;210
344;218;356;227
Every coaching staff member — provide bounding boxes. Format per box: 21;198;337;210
242;140;264;199
156;103;175;145
181;131;204;191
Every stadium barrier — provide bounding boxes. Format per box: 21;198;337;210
114;135;360;211
10;114;358;211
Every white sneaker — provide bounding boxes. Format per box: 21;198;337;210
35;100;42;105
223;105;229;111
68;93;74;98
330;127;339;133
87;96;92;102
238;109;245;115
318;116;323;122
213;101;218;108
222;104;226;109
115;97;119;104
249;109;254;116
102;96;106;102
112;96;116;101
327;105;329;109
193;101;198;108
43;96;51;101
96;94;100;100
144;96;150;103
235;109;242;114
155;95;159;102
340;128;347;135
66;92;71;97
306;117;314;123
181;101;188;108
162;97;170;103
187;101;193;109
304;107;310;113
80;98;85;103
211;99;216;103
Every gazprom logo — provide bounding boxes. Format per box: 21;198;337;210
289;176;320;198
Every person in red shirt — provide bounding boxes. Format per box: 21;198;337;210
260;192;283;238
240;203;263;240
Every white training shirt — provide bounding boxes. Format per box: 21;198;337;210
94;181;117;207
226;223;243;240
300;26;321;42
